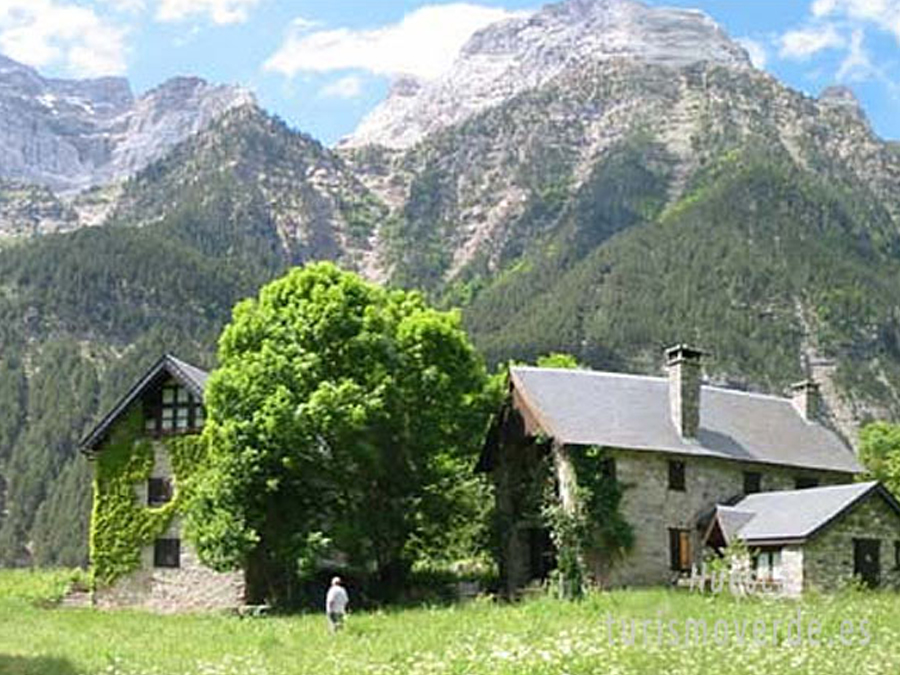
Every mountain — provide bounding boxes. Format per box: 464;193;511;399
3;0;900;569
340;4;900;437
343;0;751;148
0;54;252;195
109;106;386;271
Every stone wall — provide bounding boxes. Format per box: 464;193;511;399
605;448;851;587
803;491;900;592
95;441;245;613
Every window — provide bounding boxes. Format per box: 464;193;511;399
669;528;692;571
600;458;616;482
743;472;762;494
752;548;782;582
153;538;180;568
144;381;205;436
147;477;173;507
668;460;685;491
795;476;819;490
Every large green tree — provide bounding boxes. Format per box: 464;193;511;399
859;422;900;496
185;262;494;604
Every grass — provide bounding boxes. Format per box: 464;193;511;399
1;570;899;674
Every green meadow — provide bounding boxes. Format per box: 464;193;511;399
1;570;898;674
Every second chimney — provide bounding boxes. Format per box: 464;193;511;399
666;345;704;438
791;380;820;421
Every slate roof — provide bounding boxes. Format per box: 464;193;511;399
166;355;209;397
509;366;862;474
709;482;900;545
80;354;209;455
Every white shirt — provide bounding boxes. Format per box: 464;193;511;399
326;585;349;614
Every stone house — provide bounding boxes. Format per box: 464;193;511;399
478;345;900;596
81;354;245;612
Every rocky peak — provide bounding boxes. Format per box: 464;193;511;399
0;54;252;192
343;0;750;149
818;85;867;128
102;77;255;185
819;85;863;111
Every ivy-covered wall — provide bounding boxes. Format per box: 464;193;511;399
491;433;633;598
89;406;206;587
543;444;633;598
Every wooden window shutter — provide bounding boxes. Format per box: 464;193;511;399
679;531;691;570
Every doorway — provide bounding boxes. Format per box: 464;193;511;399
853;538;881;588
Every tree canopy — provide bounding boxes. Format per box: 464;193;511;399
185;262;495;604
859;422;900;496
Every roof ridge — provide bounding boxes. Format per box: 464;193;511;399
511;366;795;404
512;366;664;383
742;481;877;500
508;365;861;474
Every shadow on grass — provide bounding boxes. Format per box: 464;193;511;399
0;655;80;675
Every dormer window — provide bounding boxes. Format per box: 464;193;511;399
144;380;204;436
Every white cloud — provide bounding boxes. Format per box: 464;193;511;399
736;37;768;70
264;3;531;81
811;0;900;40
288;16;320;32
319;75;364;100
779;24;845;59
99;0;146;12
0;0;128;76
811;0;839;16
837;28;875;79
156;0;261;25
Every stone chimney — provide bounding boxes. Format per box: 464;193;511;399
666;345;704;438
791;380;820;421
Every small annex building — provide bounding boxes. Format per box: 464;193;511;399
479;345;900;596
705;481;900;594
81;354;245;612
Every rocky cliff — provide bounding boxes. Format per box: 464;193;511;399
0;55;252;194
343;0;751;148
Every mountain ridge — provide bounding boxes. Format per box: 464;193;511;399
343;0;752;149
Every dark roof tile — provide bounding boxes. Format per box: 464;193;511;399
510;366;861;474
711;482;897;544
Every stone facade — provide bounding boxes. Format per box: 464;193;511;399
95;442;245;613
600;448;850;587
595;448;851;587
494;437;854;593
802;491;900;592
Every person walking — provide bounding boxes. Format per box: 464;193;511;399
325;576;349;633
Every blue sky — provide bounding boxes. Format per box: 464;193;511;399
1;0;898;145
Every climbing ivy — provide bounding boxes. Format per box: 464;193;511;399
542;445;633;599
89;407;206;587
